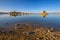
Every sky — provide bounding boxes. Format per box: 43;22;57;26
0;0;60;13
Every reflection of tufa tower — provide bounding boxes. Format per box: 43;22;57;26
10;10;16;16
42;10;48;18
10;10;23;16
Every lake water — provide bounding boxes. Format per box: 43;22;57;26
0;13;60;30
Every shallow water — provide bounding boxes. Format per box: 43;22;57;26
0;13;60;29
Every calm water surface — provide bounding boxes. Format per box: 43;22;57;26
0;13;60;29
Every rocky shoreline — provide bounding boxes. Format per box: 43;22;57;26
0;24;60;40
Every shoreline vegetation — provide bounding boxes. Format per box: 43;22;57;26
0;24;60;40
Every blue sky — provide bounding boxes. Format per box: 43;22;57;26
0;0;60;13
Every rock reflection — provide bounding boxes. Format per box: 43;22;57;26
42;10;48;18
10;11;23;16
10;11;32;17
42;16;46;18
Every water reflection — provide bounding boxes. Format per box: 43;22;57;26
41;14;48;18
0;13;60;30
42;16;46;18
10;11;23;16
10;12;32;17
41;10;48;18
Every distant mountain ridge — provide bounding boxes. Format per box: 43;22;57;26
0;12;9;14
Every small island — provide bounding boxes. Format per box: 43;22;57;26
10;11;23;16
42;10;48;17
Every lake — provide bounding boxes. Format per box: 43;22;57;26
0;13;60;30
